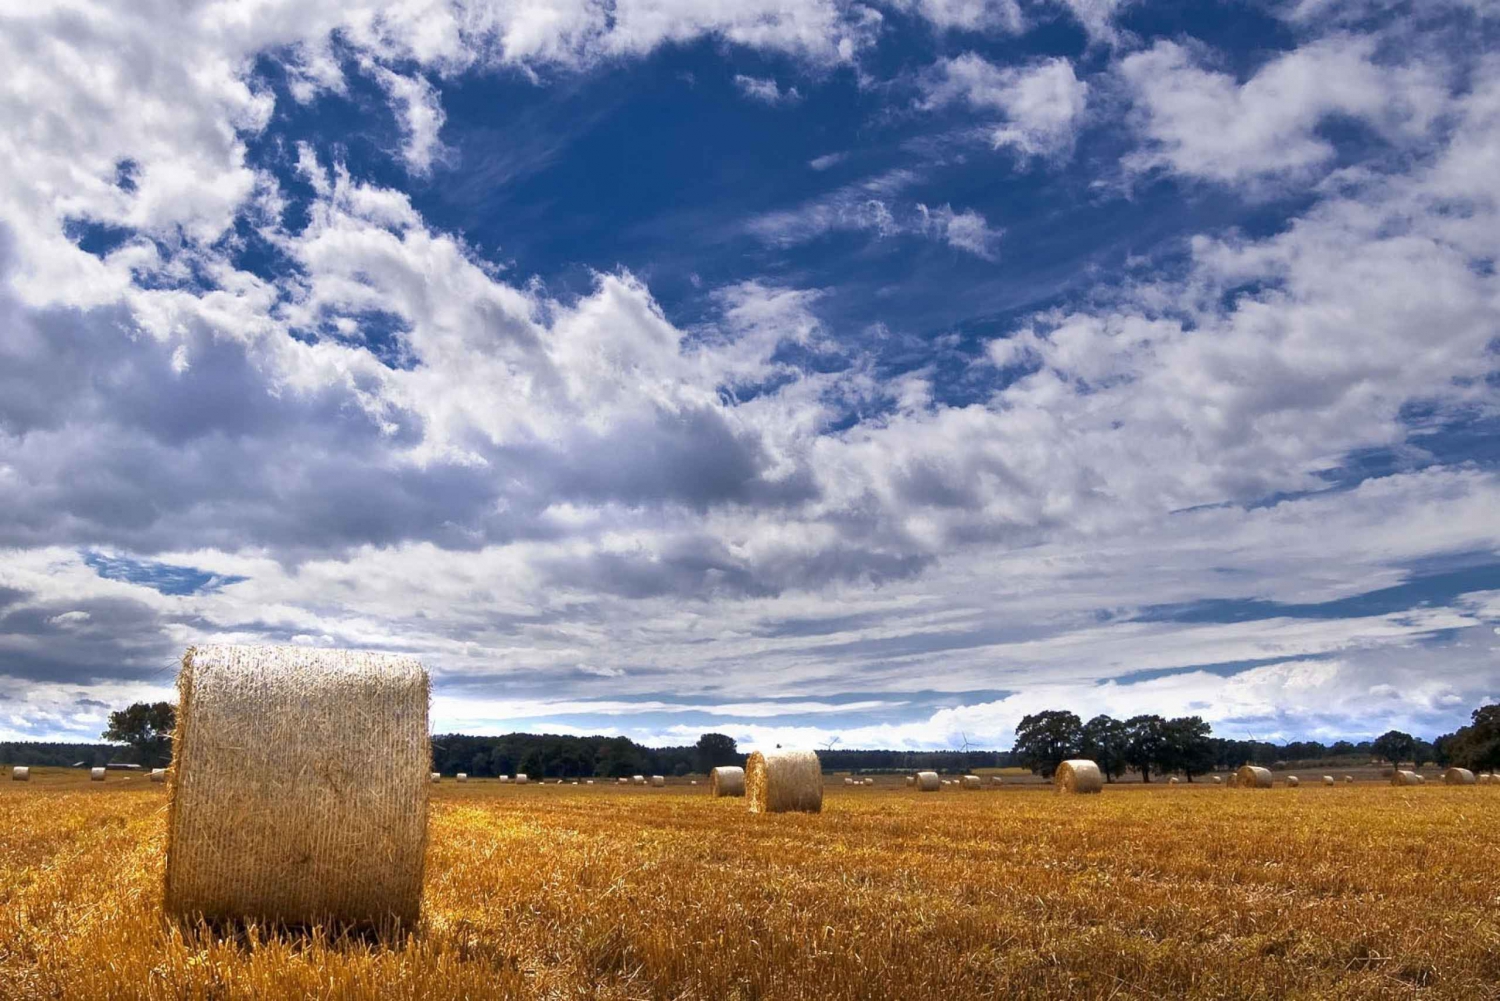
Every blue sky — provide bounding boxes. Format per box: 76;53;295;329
1;0;1498;750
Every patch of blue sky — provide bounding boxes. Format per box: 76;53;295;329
82;552;247;596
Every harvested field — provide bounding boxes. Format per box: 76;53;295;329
3;768;1499;999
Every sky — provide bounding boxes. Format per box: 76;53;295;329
1;0;1499;752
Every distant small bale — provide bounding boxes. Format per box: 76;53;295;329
1055;760;1103;794
618;777;629;784
710;766;745;797
430;772;440;783
1322;775;1334;786
586;779;595;785
1415;774;1427;785
1443;767;1476;785
457;773;468;782
863;777;874;786
1211;775;1222;784
915;771;940;792
844;777;854;785
689;780;697;785
905;775;916;787
651;775;665;787
1168;776;1180;785
11;766;28;782
498;775;509;783
1391;769;1419;786
632;775;646;786
961;775;982;790
1236;765;1273;789
941;779;952;786
151;768;167;783
164;644;429;928
1286;776;1300;787
90;767;106;781
990;776;1003;786
746;749;822;814
1344;775;1353;783
515;774;529;785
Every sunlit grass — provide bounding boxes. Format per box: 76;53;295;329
3;769;1499;999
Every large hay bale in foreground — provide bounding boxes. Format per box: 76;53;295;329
1235;765;1272;789
1055;760;1103;794
710;766;745;797
90;767;105;781
1443;767;1476;785
151;768;167;783
915;771;940;792
164;645;429;928
746;749;822;814
1391;769;1419;786
961;775;981;790
11;766;28;781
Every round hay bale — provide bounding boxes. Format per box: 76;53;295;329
1391;769;1418;786
961;775;982;790
941;779;952;786
515;774;529;785
1055;760;1103;794
1211;775;1222;784
651;775;665;787
863;777;874;786
11;766;29;782
618;776;629;784
1235;765;1273;789
632;774;646;786
1344;775;1353;783
163;644;429;928
1168;776;1180;785
456;773;468;782
905;775;916;786
915;771;940;792
151;768;168;783
90;767;106;781
430;772;440;783
710;766;745;798
745;749;822;814
1322;775;1334;786
1415;773;1427;785
843;777;854;785
1443;767;1476;785
990;776;1003;786
1286;776;1300;787
689;780;697;785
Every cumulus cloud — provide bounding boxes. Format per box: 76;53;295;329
734;74;803;105
882;0;1024;33
918;54;1088;159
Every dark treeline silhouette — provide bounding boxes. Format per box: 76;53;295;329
0;742;119;767
431;732;742;778
815;748;1015;773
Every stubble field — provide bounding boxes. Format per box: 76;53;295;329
3;769;1499;1000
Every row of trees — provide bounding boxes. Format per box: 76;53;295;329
430;732;741;779
1012;712;1217;782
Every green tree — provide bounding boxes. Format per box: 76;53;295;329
1124;715;1168;783
1079;715;1129;782
694;732;739;774
1372;730;1416;765
101;702;175;767
1013;711;1082;778
1159;716;1215;781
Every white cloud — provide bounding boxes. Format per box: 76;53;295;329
1052;0;1131;46
917;203;1003;258
733;74;802;105
808;151;848;170
882;0;1024;33
919;54;1088;159
365;65;450;175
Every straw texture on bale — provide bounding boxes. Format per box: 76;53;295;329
1322;775;1334;786
151;768;167;783
710;766;745;797
915;771;940;792
745;749;823;814
1055;759;1103;794
961;775;982;790
11;766;28;781
1286;776;1300;787
1235;765;1273;789
90;767;105;781
163;644;429;928
1392;769;1419;786
1443;767;1476;785
651;775;665;787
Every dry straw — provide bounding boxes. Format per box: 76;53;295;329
1235;765;1272;788
1443;767;1476;785
151;768;167;783
915;771;940;792
1391;769;1419;786
710;766;745;797
11;766;28;782
961;775;981;790
745;749;823;814
163;644;429;928
90;767;106;781
1054;760;1103;794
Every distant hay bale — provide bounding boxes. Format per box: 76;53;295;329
497;775;509;783
90;767;106;781
942;779;952;786
586;779;595;785
430;772;440;783
1211;775;1222;784
11;766;28;782
844;777;854;785
1235;765;1272;789
618;776;628;784
1055;760;1103;794
1443;767;1476;785
905;775;916;786
632;775;646;786
1415;774;1426;785
915;771;940;792
863;777;874;786
1479;774;1492;785
689;780;697;785
1391;769;1419;786
515;774;529;785
457;773;468;782
746;749;822;814
151;768;167;783
1286;776;1300;787
990;776;1003;786
651;775;665;787
710;766;745;797
1322;775;1334;786
961;775;982;790
164;644;429;928
1344;775;1353;783
1168;776;1180;785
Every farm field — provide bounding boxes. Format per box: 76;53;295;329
3;769;1500;1000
